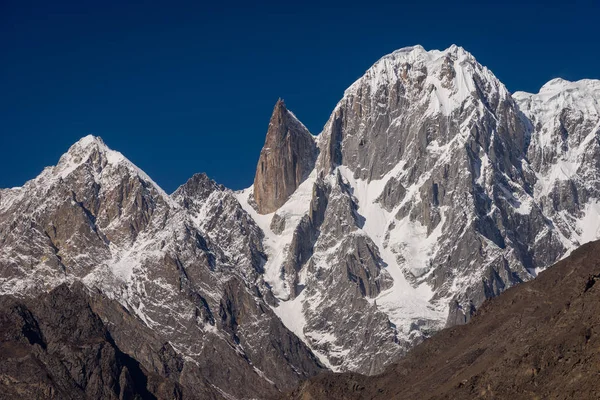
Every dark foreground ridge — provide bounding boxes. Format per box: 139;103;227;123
285;240;600;400
0;283;184;400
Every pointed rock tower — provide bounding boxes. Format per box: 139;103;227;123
253;99;317;214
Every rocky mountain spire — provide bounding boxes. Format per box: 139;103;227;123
253;99;317;214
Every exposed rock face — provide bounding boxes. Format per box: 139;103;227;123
253;99;317;214
284;239;600;400
314;45;539;322
270;213;287;235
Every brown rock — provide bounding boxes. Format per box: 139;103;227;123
253;99;317;214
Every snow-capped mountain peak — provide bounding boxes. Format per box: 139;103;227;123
515;78;600;121
343;44;510;118
248;45;600;375
51;134;173;204
0;134;324;398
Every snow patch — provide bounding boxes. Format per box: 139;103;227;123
577;200;600;245
236;170;317;299
336;166;447;333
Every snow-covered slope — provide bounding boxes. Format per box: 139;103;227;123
515;78;600;253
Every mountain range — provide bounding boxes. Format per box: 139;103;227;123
1;44;599;399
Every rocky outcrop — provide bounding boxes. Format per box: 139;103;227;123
253;99;317;214
376;177;406;212
281;179;329;297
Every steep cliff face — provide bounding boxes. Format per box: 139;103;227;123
253;99;318;214
312;44;542;325
515;79;600;249
318;45;527;178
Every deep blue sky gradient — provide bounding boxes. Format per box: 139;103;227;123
2;0;599;192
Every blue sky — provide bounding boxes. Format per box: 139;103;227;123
2;0;599;192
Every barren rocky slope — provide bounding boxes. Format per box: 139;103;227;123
0;282;184;400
